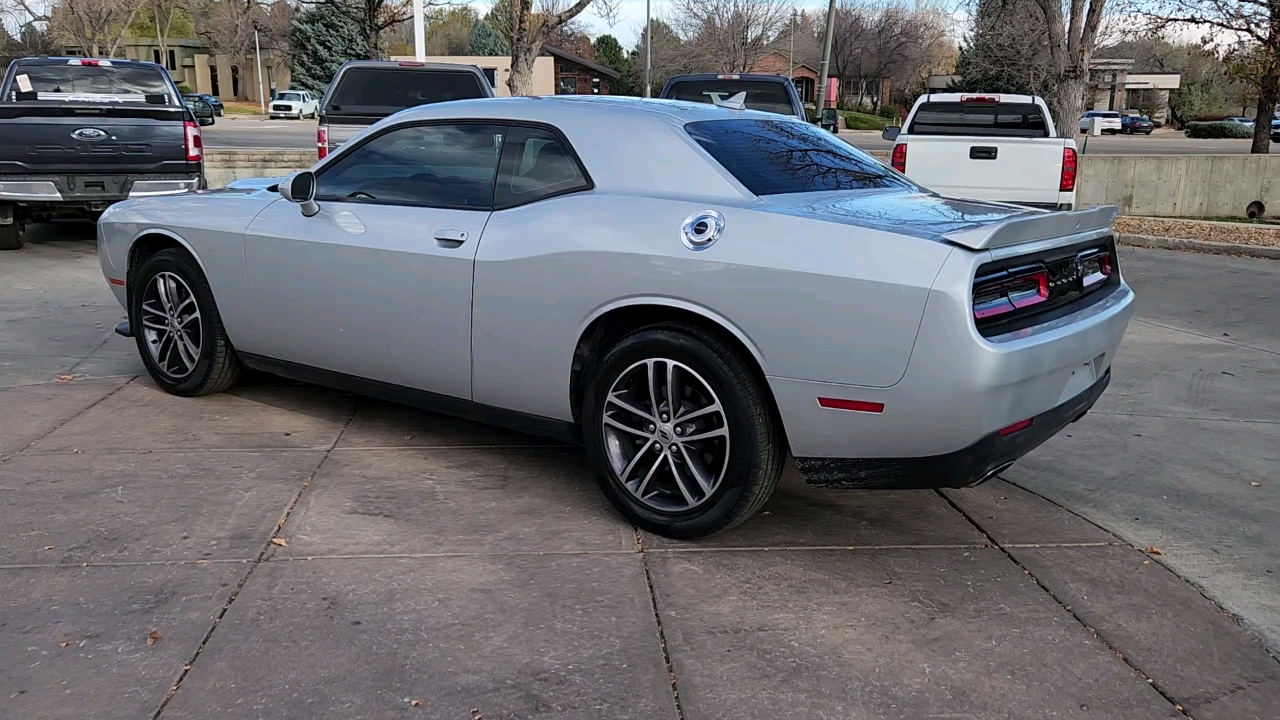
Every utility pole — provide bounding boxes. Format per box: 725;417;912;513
814;0;837;117
413;0;425;61
788;11;794;80
253;24;265;114
644;0;652;98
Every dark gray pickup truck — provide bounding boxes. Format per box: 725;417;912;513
0;57;204;250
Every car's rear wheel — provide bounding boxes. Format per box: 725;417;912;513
0;219;23;250
582;324;784;539
131;248;241;396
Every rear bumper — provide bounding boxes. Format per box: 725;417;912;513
794;369;1110;489
0;174;201;207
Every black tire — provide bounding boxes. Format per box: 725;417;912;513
1145;130;1153;135
131;248;241;396
0;221;22;250
581;324;785;539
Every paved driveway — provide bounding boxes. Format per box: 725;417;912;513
2;229;1278;719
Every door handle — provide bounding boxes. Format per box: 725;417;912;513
434;229;468;248
969;146;998;160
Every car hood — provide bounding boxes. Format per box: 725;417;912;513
761;189;1117;250
224;176;284;191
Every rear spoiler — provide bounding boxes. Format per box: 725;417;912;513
943;205;1117;251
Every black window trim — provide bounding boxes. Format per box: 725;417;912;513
313;118;593;212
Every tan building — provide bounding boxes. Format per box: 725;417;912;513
70;37;291;103
394;46;618;96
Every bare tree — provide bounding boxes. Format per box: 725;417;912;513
1143;0;1279;153
1030;0;1109;136
828;2;950;110
51;0;145;57
668;0;792;73
488;0;618;95
316;0;428;59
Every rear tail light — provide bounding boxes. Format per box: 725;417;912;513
716;74;741;79
69;58;111;67
183;120;202;162
972;265;1049;320
999;418;1033;436
960;94;999;103
317;125;329;160
1078;248;1112;288
890;143;907;173
1059;146;1077;192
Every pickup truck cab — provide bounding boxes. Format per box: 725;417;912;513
660;73;807;119
0;56;203;250
316;60;494;159
882;93;1077;210
270;90;318;120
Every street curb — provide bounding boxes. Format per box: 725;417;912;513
1117;233;1280;260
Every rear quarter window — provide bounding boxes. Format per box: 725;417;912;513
686;119;916;196
908;102;1049;138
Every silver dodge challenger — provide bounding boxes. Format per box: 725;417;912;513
98;96;1134;538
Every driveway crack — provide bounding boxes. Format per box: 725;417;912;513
637;528;687;720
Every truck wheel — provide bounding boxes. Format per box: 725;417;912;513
131;248;242;396
0;220;23;251
581;323;785;539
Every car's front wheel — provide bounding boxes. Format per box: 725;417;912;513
131;248;241;396
582;324;785;539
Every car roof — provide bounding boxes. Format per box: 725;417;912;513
915;92;1040;104
388;94;797;127
337;60;484;73
11;56;163;69
664;73;796;83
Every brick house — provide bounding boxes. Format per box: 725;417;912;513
544;45;619;96
747;51;819;104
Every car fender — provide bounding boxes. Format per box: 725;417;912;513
578;295;770;373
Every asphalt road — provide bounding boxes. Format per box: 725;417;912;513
202;117;1264;155
3;227;1279;718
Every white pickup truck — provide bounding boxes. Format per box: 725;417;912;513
881;93;1078;210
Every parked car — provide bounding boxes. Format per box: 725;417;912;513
659;73;808;121
183;92;223;116
183;96;216;126
98;97;1132;538
0;56;203;250
269;90;318;119
1272;119;1280;143
1079;110;1122;134
1120;115;1154;134
881;93;1078;210
316;60;494;159
1223;116;1255;128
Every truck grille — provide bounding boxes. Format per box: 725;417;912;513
972;236;1119;337
272;104;292;112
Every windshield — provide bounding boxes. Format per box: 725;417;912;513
908;102;1049;138
9;63;172;103
325;68;488;115
686;119;915;196
277;92;303;101
665;80;796;116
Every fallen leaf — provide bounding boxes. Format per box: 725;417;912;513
195;560;209;564
1144;546;1162;555
270;538;289;547
56;374;74;382
43;545;54;550
882;579;893;585
1250;482;1261;487
146;630;162;645
1142;560;1150;565
59;640;72;648
410;700;422;707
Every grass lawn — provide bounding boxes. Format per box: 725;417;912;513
841;111;893;131
221;101;265;116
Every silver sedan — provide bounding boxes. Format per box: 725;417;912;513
97;97;1133;538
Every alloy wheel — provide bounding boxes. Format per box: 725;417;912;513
139;271;203;378
601;358;730;512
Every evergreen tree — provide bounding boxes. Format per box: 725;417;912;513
953;0;1056;97
467;20;509;56
593;35;627;73
290;6;366;96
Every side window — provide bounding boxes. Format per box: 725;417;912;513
493;126;590;208
315;123;504;209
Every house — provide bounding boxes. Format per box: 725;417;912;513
747;50;818;104
393;45;618;97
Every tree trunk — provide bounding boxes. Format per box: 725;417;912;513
508;41;538;96
1252;70;1277;154
1050;69;1088;138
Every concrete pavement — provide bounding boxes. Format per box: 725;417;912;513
2;231;1279;719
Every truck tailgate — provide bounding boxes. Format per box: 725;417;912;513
0;103;190;174
902;136;1067;205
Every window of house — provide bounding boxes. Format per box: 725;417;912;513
168;49;176;71
481;67;497;87
557;75;577;94
315;123;505;209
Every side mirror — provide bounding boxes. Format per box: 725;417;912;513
280;170;319;217
882;126;901;141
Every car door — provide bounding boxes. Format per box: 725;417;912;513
242;121;505;399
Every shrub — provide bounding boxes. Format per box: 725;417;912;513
841;111;891;130
876;105;898;119
1184;122;1254;139
176;84;193;95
